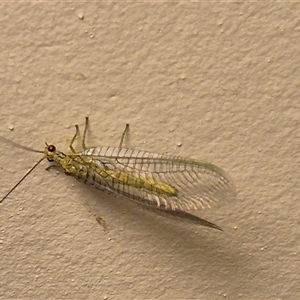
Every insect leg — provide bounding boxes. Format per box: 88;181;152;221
116;123;130;158
119;124;129;149
69;123;80;153
81;116;89;150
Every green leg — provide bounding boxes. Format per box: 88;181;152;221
116;124;129;157
69;117;89;153
119;124;129;149
45;165;60;172
82;117;89;150
69;123;80;153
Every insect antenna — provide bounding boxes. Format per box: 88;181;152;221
0;157;45;203
0;136;45;203
0;136;43;153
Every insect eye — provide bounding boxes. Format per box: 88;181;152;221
47;158;54;162
48;145;56;152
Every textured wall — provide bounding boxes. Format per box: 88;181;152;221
0;3;299;299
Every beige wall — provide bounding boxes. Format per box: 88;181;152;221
0;3;299;299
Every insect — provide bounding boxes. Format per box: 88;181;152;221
0;117;235;231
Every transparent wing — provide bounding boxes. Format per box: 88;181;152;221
80;147;235;212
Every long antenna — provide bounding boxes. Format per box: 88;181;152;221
0;157;45;203
0;136;43;153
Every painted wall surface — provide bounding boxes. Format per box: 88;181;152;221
0;3;299;300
